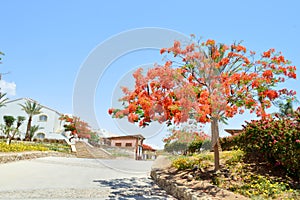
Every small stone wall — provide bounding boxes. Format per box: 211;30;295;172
151;156;249;200
151;169;210;200
0;151;75;164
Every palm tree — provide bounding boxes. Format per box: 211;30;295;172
30;125;43;140
19;100;42;141
0;93;8;108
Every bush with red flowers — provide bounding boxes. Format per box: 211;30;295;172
234;108;300;177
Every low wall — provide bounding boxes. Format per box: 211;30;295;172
151;156;248;200
151;168;207;200
0;151;75;164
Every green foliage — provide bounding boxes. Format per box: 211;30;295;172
201;139;212;151
170;149;299;199
0;93;9;108
188;139;203;153
171;152;214;170
223;149;244;165
3;116;15;128
172;156;193;170
278;100;294;117
16;116;26;127
225;108;300;177
39;142;71;153
164;141;188;154
89;131;99;143
219;136;239;151
19;100;43;141
2;115;26;144
231;175;291;199
30;125;43;139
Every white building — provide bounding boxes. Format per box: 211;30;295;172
0;98;66;140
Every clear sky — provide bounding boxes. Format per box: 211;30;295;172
1;0;299;149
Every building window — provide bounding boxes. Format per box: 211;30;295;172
125;143;132;147
36;132;45;139
115;143;122;147
39;115;48;122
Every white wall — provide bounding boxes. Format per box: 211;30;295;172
0;98;65;139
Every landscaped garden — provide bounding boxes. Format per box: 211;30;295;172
0;139;71;153
170;149;299;199
168;109;300;199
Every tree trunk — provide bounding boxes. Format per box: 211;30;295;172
24;116;32;141
259;96;266;120
6;136;12;145
211;117;220;171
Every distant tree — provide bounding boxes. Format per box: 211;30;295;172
3;115;15;127
188;140;204;153
279;101;294;117
2;115;25;145
89;131;99;143
164;122;209;145
19;100;42;141
164;141;188;154
59;115;92;139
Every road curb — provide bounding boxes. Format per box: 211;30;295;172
0;151;74;164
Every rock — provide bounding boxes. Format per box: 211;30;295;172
192;165;199;171
231;175;238;181
187;174;194;181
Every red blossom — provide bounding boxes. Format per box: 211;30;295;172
160;48;167;54
108;108;114;115
265;90;279;100
206;39;215;46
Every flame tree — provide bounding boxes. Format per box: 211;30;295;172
59;115;92;139
109;36;297;170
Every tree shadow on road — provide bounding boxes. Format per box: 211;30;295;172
94;177;176;200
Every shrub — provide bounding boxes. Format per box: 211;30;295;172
164;141;188;154
172;151;214;170
201;139;212;151
223;149;244;165
188;140;203;153
172;156;194;170
233;175;290;199
43;138;49;143
219;136;239;151
234;108;300;177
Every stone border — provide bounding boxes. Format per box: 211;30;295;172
0;151;75;164
151;156;249;200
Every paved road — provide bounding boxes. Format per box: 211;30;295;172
0;157;176;199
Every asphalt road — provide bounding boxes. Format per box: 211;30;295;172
0;157;176;199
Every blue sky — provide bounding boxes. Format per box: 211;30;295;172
1;0;299;148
